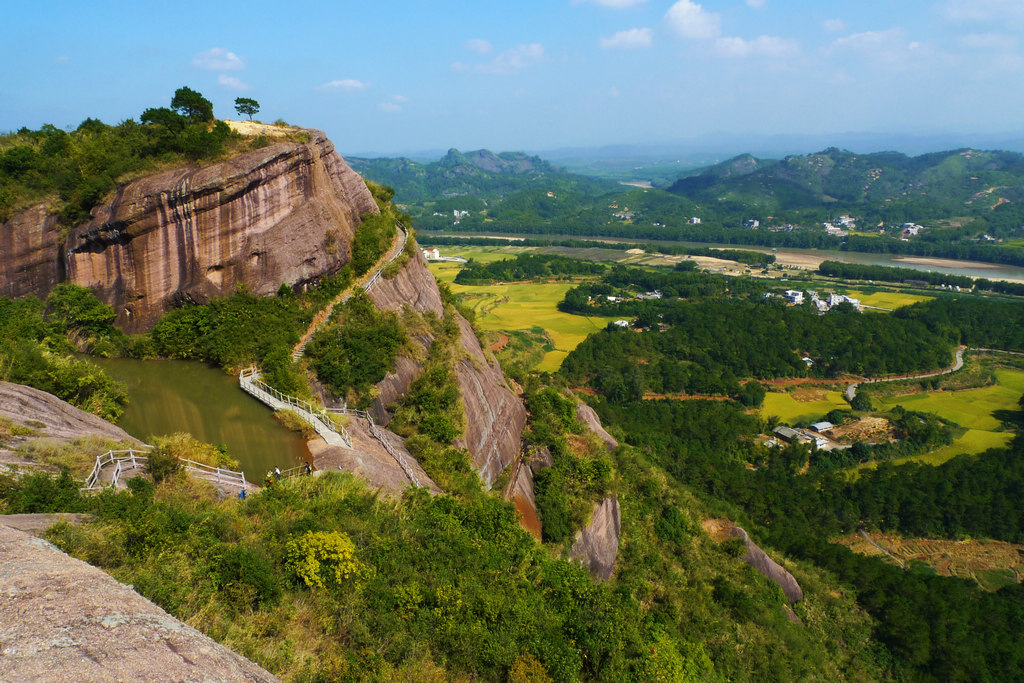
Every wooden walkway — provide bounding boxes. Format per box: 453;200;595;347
239;368;352;448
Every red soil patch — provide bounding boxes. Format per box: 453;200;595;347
490;333;510;352
514;496;542;540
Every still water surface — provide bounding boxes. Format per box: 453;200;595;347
91;357;307;481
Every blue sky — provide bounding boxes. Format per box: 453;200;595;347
3;0;1023;155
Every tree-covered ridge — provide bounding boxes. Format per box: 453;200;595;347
348;148;619;204
592;394;1024;680
454;253;606;285
0;87;288;226
669;146;1024;219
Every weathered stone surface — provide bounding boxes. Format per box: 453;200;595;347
569;496;621;581
527;445;554;475
0;381;139;446
0;513;92;535
309;417;439;495
2;130;377;333
368;354;425;426
0;523;279;682
367;252;443;317
576;402;618;451
453;315;526;487
731;526;804;604
0;204;62;301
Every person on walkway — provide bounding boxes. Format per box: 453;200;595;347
274;465;281;480
238;488;246;500
304;463;312;476
265;471;274;486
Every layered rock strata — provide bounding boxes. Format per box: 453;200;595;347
1;131;377;333
367;255;525;488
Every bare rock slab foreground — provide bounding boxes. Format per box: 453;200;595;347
0;523;278;683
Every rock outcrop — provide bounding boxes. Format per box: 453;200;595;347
732;526;804;604
0;381;141;472
576;402;618;451
504;457;541;540
0;381;139;446
309;417;439;495
0;523;278;682
1;131;377;333
453;315;526;487
569;496;621;581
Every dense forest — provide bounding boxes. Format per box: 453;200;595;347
454;253;606;284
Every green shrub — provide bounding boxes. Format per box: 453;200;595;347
217;545;281;607
145;446;181;483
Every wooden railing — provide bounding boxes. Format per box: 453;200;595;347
82;448;247;491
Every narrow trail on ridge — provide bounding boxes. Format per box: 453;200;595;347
292;223;408;360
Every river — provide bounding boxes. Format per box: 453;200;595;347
91;357;308;481
426;232;1024;283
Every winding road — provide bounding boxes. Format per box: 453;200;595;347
844;346;965;401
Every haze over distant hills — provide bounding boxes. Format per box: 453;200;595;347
347;131;1024;186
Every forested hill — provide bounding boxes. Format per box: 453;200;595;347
347;148;619;203
668;147;1024;222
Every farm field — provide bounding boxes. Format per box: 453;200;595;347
876;369;1024;431
428;258;618;372
841;289;933;309
760;390;848;424
836;531;1023;591
852;368;1024;469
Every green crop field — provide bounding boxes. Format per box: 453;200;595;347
842;289;933;310
761;391;849;424
855;368;1024;470
428;258;618;372
877;370;1024;431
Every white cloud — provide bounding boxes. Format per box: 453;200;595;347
573;0;647;7
600;28;653;49
454;43;545;75
609;86;621;97
714;35;798;58
957;32;1017;51
53;55;69;64
378;102;401;113
316;79;370;91
391;94;408;103
464;38;494;54
823;19;845;33
944;0;1024;23
829;28;942;70
665;0;721;40
218;74;251;90
746;0;767;8
192;48;245;71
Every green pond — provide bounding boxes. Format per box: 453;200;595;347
91;357;308;482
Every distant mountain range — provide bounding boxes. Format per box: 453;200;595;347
667;148;1024;222
347;148;618;204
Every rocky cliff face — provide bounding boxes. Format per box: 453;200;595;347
367;255;526;488
1;131;377;333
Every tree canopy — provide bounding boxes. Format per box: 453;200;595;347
233;97;260;121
